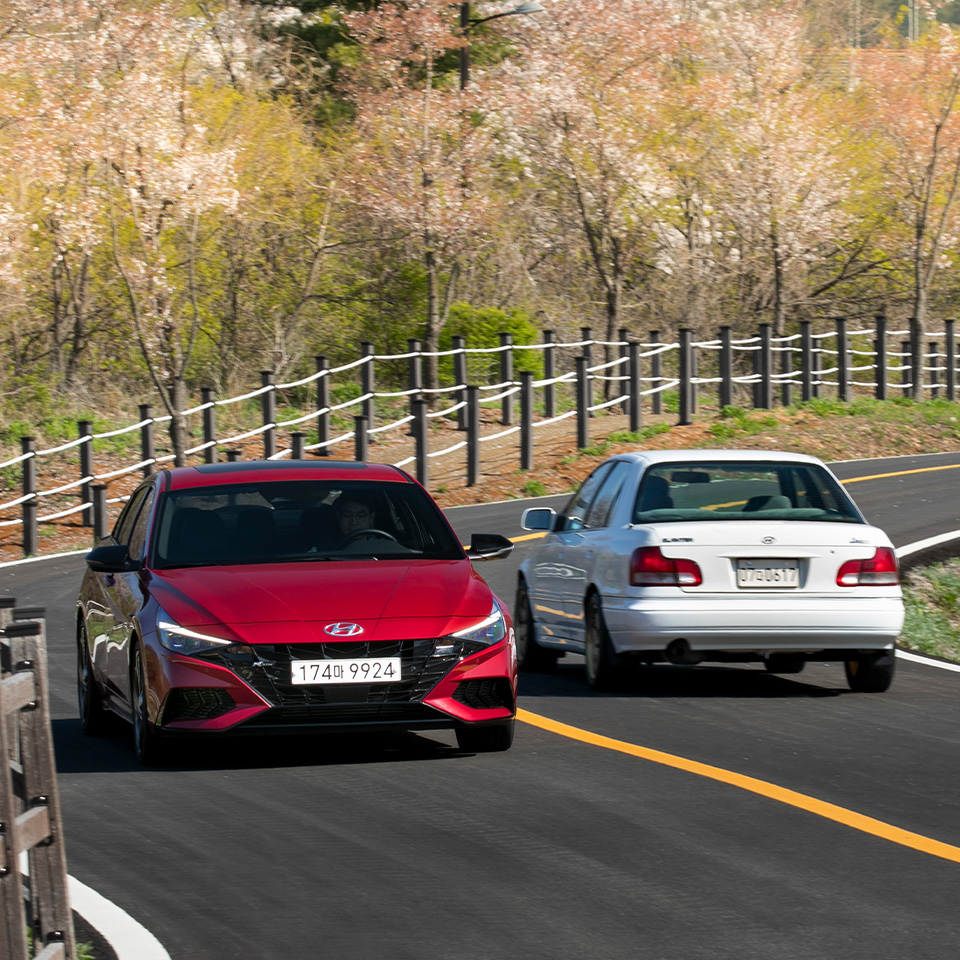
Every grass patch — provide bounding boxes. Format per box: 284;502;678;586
522;478;547;497
900;558;960;663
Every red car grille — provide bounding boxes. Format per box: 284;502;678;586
193;637;486;709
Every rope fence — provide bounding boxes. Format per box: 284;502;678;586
1;316;957;556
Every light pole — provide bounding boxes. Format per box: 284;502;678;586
459;1;545;89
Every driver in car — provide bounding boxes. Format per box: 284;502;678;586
335;495;376;539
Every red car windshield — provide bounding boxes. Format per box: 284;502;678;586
150;480;463;568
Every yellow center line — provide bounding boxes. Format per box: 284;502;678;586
840;463;960;484
518;708;960;864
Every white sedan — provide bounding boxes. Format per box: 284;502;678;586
516;450;904;692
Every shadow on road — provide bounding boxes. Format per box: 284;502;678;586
518;660;846;699
52;718;467;774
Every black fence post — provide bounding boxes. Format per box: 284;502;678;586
576;356;589;448
520;371;534;472
316;356;330;457
92;484;109;542
543;329;556;419
499;332;514;426
759;324;772;409
628;341;642;433
466;386;479;487
752;347;761;409
78;420;93;527
946;318;956;401
408;339;422;418
690;336;699;414
139;404;155;477
649;330;662;415
412;398;428;487
226;449;242;462
201;387;217;463
930;342;941;399
678;328;693;425
837;318;849;402
291;433;305;460
719;326;732;409
21;436;36;558
902;340;912;394
361;341;375;426
581;326;593;417
618;327;629;414
875;310;888;401
800;322;813;402
354;415;368;462
453;335;468;431
780;338;793;407
261;371;276;459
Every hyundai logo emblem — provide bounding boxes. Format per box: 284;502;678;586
324;622;364;637
761;536;776;544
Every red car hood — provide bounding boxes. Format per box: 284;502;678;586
146;559;500;644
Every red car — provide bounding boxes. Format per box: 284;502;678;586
76;461;516;763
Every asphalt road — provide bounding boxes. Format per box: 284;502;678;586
4;451;960;960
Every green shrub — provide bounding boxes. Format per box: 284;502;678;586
438;304;544;385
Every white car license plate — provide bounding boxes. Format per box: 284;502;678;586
737;560;799;588
291;658;401;685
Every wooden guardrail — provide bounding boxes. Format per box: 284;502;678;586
0;600;76;960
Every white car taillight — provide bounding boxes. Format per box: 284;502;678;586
836;547;900;587
630;547;702;587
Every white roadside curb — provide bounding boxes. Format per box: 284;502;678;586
69;877;172;960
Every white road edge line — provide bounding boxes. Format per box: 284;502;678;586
1;519;958;959
69;876;172;960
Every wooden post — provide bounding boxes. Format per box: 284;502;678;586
412;398;428;487
875;310;888;401
407;339;422;402
361;341;375;427
2;617;76;960
581;326;593;417
354;416;368;462
719;326;733;409
291;433;305;460
780;340;792;407
316;356;330;457
139;404;155;477
453;335;468;431
466;386;479;488
499;332;514;426
20;438;36;559
543;329;556;419
92;485;109;542
679;328;693;425
946;319;956;402
576;356;589;448
759;324;772;409
78;420;93;527
800;321;813;402
837;318;850;402
201;387;217;463
261;371;276;459
629;341;642;433
649;330;662;414
520;371;533;472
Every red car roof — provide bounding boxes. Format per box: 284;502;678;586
163;460;414;491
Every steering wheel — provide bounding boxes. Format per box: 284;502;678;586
336;528;398;549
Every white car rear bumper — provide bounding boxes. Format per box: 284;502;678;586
603;594;903;653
